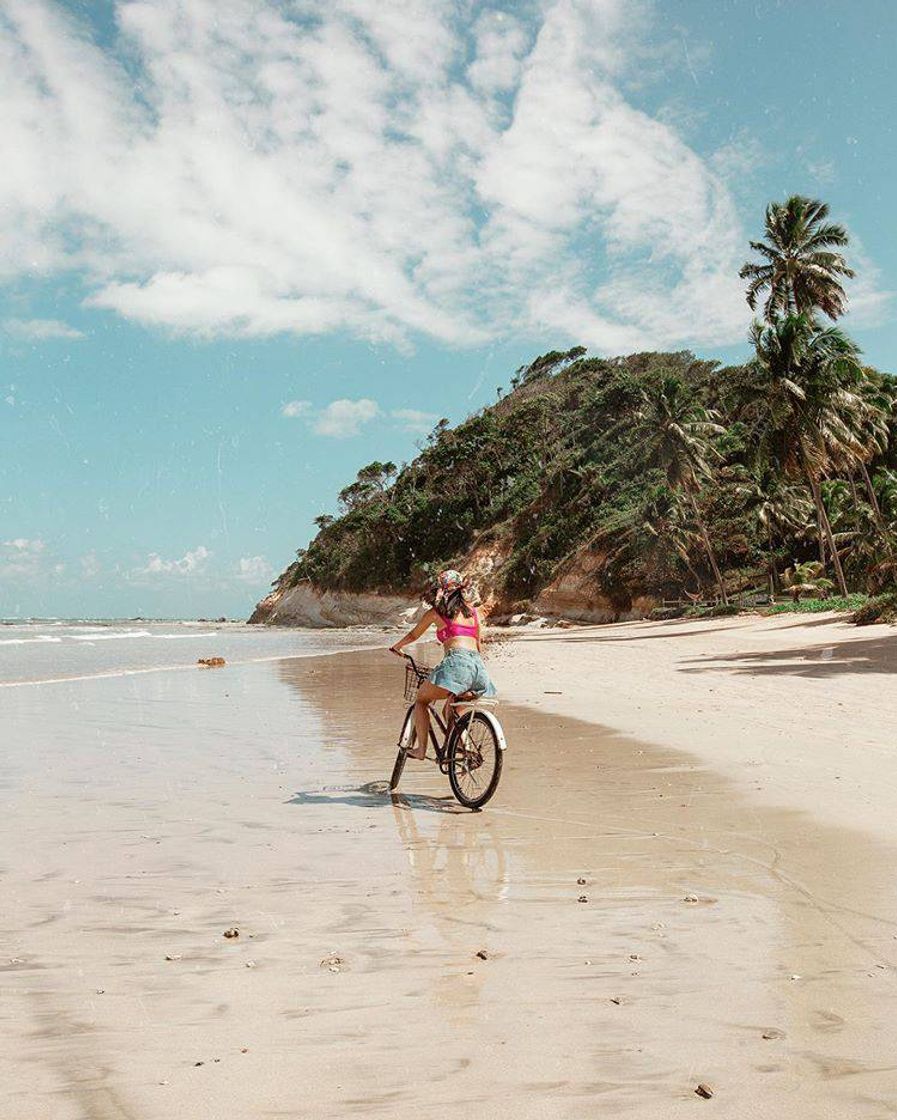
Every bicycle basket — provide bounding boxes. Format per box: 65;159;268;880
403;661;432;701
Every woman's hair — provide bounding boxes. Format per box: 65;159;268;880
440;586;475;621
424;569;479;618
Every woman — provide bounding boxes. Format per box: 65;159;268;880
389;569;496;760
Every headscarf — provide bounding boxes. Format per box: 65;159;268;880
431;569;480;618
436;569;464;595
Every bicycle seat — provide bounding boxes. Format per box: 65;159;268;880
451;693;499;707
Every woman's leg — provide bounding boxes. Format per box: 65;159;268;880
410;681;451;759
442;696;456;735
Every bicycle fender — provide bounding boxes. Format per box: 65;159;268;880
466;708;507;751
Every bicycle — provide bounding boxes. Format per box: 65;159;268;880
389;653;507;810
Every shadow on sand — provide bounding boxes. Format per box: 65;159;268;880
287;780;466;815
515;620;753;643
680;633;897;679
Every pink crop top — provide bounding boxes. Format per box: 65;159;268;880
436;608;479;644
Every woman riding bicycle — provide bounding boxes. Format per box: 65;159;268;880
389;569;496;760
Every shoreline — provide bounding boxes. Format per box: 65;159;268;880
0;644;388;689
0;621;390;688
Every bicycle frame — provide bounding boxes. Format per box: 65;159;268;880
405;700;452;773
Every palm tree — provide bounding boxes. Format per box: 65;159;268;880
594;488;706;600
855;373;895;523
639;488;707;595
736;471;813;599
813;368;897;573
739;196;855;321
634;377;729;604
874;468;897;521
782;560;835;602
819;476;897;591
736;315;869;596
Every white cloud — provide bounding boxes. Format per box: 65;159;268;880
281;399;312;418
283;396;389;435
803;157;837;188
1;537;48;579
236;555;273;583
80;551;101;578
711;130;767;188
4;537;45;553
4;317;84;340
132;544;211;578
392;407;439;434
0;1;887;353
313;398;380;438
843;243;893;329
467;11;530;96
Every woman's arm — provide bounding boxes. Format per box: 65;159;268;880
476;606;486;653
389;609;438;655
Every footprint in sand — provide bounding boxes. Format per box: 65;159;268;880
812;1009;846;1033
809;1055;871;1079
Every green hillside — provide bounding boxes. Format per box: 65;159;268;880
272;345;895;613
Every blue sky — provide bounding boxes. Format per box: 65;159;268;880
1;0;894;619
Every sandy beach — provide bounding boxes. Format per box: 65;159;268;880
3;614;897;1118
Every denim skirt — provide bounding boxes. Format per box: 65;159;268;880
429;649;497;696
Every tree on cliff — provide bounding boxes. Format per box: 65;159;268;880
633;376;729;605
338;461;397;510
737;315;870;597
739;195;855;321
511;346;587;389
736;194;894;597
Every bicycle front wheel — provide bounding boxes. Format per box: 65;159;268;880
389;706;416;791
448;711;503;809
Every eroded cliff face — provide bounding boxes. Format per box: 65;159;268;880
532;550;655;624
250;543;657;628
248;581;422;628
453;537;514;617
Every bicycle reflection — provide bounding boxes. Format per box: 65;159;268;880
286;780;509;910
388;792;510;1019
389;792;509;906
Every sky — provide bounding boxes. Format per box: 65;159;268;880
1;0;895;619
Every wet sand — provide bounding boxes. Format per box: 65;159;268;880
3;639;897;1118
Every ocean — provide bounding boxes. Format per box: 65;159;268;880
0;619;390;686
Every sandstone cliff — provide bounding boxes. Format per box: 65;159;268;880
249;548;656;628
532;550;656;624
248;580;422;628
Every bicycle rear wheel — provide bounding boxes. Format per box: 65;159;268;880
389;706;416;791
448;711;503;809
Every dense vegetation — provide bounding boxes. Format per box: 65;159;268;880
272;196;896;614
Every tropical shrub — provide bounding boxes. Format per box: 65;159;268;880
765;595;867;614
852;590;897;625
